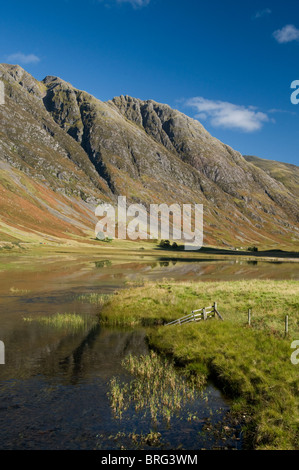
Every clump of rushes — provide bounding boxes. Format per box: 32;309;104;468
23;313;92;330
108;351;206;424
77;293;111;306
109;378;130;419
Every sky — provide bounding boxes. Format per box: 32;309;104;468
1;0;299;165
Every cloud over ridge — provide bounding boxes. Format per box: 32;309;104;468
185;97;269;132
116;0;150;7
6;52;40;65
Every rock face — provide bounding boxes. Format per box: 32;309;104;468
0;63;298;249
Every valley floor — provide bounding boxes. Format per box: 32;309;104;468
0;238;299;264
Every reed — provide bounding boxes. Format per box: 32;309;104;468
23;313;92;330
77;293;111;305
108;350;206;424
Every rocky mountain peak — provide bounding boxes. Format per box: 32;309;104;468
0;64;298;249
0;63;45;98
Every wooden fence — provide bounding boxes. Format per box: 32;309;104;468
165;302;223;327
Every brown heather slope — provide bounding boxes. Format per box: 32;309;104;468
0;64;113;247
0;63;298;250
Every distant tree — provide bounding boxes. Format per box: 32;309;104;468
159;240;171;248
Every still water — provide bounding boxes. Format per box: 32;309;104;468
0;254;298;450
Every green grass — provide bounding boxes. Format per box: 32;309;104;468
100;280;299;335
99;279;299;449
77;293;111;305
150;322;299;450
23;313;93;331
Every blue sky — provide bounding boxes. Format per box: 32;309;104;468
1;0;299;165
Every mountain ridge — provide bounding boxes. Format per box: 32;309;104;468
0;63;298;250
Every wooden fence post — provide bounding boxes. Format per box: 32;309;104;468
248;309;251;326
165;303;224;326
214;304;224;321
213;302;217;318
285;315;289;336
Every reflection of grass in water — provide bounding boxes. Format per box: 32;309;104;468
23;313;93;330
108;351;206;424
77;293;111;306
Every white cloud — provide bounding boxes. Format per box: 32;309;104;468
268;108;296;116
6;52;40;65
98;0;150;9
273;24;299;43
116;0;150;7
254;8;271;19
185;97;269;133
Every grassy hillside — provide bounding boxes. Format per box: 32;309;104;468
245;155;299;199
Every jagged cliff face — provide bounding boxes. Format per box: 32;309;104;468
0;63;298;249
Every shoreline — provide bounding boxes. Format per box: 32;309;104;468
0;240;299;263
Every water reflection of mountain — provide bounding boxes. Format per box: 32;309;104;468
0;321;147;385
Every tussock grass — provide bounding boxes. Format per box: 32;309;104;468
77;293;111;305
150;322;299;450
101;279;299;449
100;280;299;334
23;313;92;330
108;351;205;424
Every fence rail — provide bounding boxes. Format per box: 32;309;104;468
165;302;223;326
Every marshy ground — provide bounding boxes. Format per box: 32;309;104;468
99;279;299;450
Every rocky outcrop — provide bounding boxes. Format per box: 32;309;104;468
0;63;298;248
